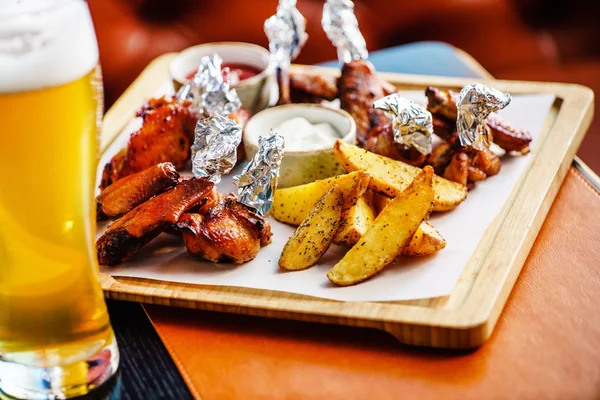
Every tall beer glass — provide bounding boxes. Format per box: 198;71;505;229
0;1;119;398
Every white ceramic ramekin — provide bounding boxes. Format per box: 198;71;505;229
243;104;357;188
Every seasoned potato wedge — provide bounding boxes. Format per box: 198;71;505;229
271;170;370;225
327;167;435;286
279;186;343;271
333;196;376;247
372;191;392;215
403;222;446;256
334;140;466;212
334;192;446;255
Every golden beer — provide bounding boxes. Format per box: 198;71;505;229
0;1;118;398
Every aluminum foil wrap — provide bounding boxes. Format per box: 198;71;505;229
233;130;285;216
373;94;433;155
191;113;242;183
456;83;511;150
175;54;241;116
264;0;308;68
322;0;368;64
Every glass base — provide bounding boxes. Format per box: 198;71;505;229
0;337;119;400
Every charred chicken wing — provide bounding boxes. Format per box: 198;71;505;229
178;194;272;264
97;178;214;266
96;163;179;221
425;86;532;153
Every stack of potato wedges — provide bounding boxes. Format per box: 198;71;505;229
274;140;468;286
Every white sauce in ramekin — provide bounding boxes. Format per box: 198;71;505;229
274;117;341;151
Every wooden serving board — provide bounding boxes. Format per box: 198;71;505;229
99;53;594;349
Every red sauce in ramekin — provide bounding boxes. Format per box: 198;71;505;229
186;62;262;84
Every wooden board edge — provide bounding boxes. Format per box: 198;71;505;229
101;273;491;349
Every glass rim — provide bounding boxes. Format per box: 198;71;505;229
0;0;83;20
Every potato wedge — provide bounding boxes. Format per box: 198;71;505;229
327;167;435;285
403;222;446;256
279;186;343;271
334;140;466;212
271;170;370;225
371;191;392;216
333;196;376;247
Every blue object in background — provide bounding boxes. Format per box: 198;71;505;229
319;41;480;77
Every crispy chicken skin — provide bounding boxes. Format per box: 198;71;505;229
100;97;252;191
443;152;470;186
97;178;214;266
338;60;388;145
100;149;127;190
96;163;179;221
364;125;427;167
120;98;197;176
441;145;501;189
485;113;532;154
289;70;397;104
178;194;272;264
99;97;196;191
290;71;339;102
425;86;532;153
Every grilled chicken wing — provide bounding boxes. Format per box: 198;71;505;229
178;194;272;264
99;97;197;191
120;97;197;176
289;70;397;104
290;71;339;102
100;149;127;190
425;86;532;153
443;152;470;186
96;163;179;221
441;145;501;189
97;178;214;266
426;142;455;174
485;113;532;154
338;60;388;145
364;125;427;167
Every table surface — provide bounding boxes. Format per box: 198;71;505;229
93;42;590;400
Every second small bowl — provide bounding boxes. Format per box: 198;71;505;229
243;104;357;188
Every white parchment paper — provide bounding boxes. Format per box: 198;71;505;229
98;89;555;302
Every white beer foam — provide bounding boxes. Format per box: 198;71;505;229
0;0;99;93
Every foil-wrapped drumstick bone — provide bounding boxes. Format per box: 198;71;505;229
425;86;532;154
264;0;308;105
100;98;252;191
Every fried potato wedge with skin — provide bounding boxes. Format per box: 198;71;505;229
403;222;446;256
334;194;446;255
279;186;344;271
333;196;376;247
372;191;392;215
334;140;466;212
327;167;435;286
271;170;370;225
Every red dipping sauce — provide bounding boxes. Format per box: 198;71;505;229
185;62;262;84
